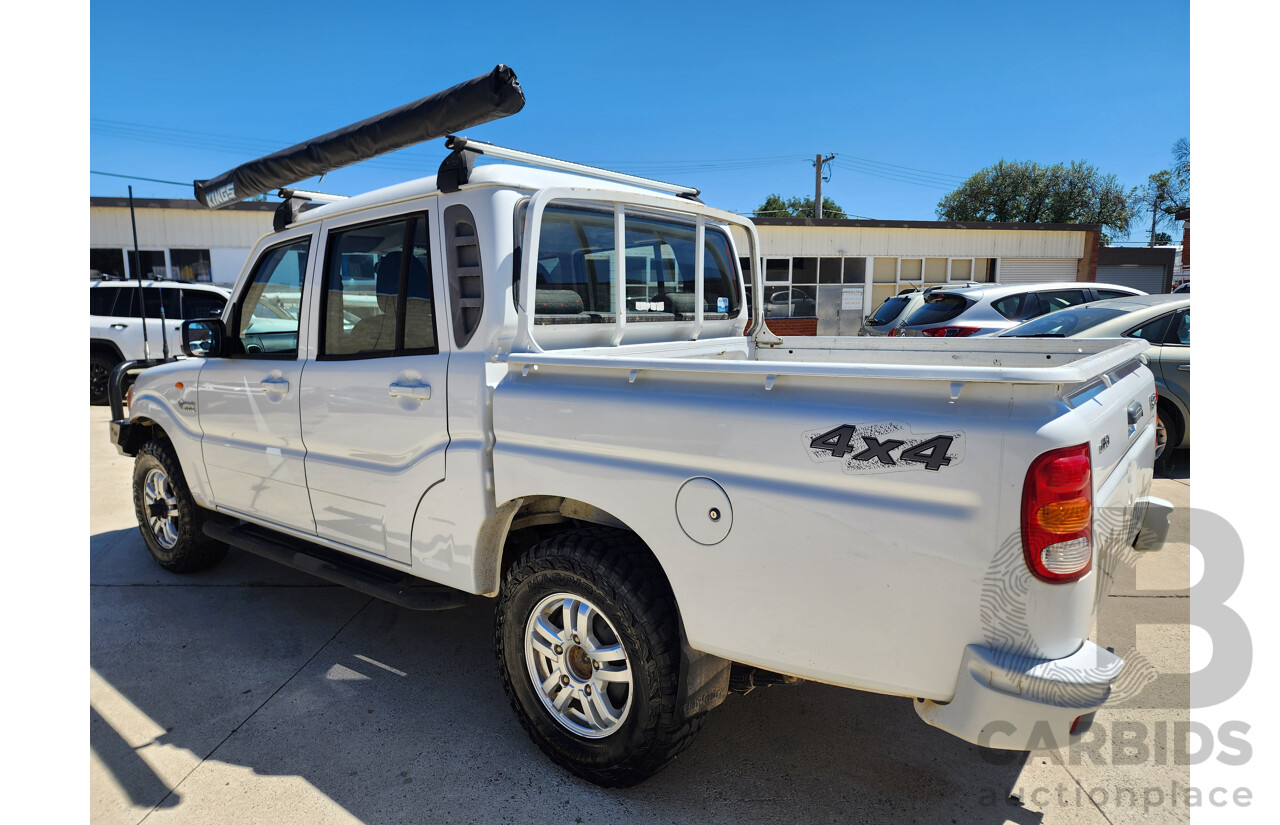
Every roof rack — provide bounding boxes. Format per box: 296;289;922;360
437;136;702;201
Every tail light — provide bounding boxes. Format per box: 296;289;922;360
1022;443;1093;583
921;326;980;337
888;327;899;337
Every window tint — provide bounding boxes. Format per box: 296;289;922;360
869;295;913;325
1035;290;1090;317
1126;313;1172;345
141;288;183;320
1001;306;1126;337
905;294;969;326
1164;309;1190;345
182;290;227;319
992;293;1027;320
322;216;436;357
1095;289;1132;300
89;287;121;317
236;238;309;357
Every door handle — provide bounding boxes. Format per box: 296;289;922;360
389;381;431;401
1177;364;1190;371
259;377;290;394
110;323;128;329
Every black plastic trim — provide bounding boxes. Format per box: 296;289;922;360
203;520;469;611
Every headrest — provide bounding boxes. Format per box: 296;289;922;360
376;252;431;299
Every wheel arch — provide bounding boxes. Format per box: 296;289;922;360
90;339;125;363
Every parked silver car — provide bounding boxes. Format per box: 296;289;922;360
893;281;1145;338
999;293;1190;464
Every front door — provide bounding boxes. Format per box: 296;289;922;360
299;211;449;564
198;233;316;533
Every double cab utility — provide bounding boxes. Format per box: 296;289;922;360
108;72;1171;787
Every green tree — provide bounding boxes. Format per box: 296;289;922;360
754;194;847;219
1133;169;1188;247
936;159;1135;243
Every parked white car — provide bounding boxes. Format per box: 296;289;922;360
90;280;230;404
108;96;1170;787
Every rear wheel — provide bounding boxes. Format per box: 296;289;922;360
132;439;227;572
495;527;704;787
1155;401;1182;474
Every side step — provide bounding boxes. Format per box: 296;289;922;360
204;520;470;611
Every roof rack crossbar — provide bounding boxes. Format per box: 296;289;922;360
444;136;702;200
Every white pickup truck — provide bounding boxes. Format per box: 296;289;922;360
108;77;1170;787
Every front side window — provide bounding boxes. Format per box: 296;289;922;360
321;216;437;357
235;237;310;357
1036;289;1090;316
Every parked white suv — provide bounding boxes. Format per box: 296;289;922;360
90;280;232;404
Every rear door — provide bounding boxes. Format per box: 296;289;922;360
1156;306;1190;411
298;209;450;564
198;232;315;532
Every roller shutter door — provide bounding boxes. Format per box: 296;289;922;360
1096;264;1167;294
997;258;1079;285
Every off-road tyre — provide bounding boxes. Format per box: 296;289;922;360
132;438;227;573
495;527;705;787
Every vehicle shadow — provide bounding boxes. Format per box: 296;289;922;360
90;539;1044;824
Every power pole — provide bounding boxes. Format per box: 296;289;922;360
813;153;836;218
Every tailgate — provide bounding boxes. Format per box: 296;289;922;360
1064;356;1159;602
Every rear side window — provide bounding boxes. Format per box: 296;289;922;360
869;295;912;325
1125;313;1172;345
1095;289;1133;300
905;294;969;326
533;206;741;322
992;293;1029;320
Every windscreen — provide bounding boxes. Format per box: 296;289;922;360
868;295;912;325
1001;305;1127;337
904;294;969;327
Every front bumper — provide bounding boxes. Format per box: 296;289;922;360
915;642;1123;751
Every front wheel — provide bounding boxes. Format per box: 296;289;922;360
494;527;703;787
132;439;227;573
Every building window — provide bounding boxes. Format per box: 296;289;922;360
868;257;991;317
90;248;126;280
128;250;168;280
171;249;212;282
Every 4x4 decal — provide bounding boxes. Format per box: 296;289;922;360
803;420;965;474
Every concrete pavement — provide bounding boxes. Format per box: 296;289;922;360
90;406;1191;824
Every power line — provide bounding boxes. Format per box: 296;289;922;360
90;170;191;187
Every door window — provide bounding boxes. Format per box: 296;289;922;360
321;215;437;357
234;238;310;357
1126;313;1173;345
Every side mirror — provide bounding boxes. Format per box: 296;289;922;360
182;318;226;357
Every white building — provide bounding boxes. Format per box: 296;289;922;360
731;217;1103;334
90;197;277;285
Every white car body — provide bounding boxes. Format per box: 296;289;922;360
116;162;1168;757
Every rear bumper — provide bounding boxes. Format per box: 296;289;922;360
914;642;1123;751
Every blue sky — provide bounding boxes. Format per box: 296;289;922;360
90;1;1188;241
